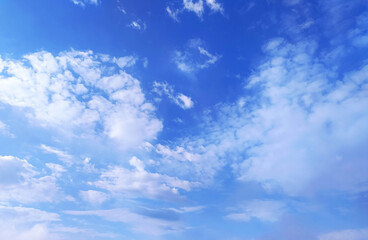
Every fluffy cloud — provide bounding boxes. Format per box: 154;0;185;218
319;229;368;240
159;37;368;196
92;156;196;200
173;39;220;73
0;50;162;148
226;200;286;222
0;155;65;203
153;82;194;109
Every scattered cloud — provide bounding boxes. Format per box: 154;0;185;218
226;200;286;222
80;190;108;205
128;20;146;31
166;0;223;21
0;50;162;148
0;155;66;204
92;156;197;200
153;82;194;109
71;0;100;7
173;39;220;73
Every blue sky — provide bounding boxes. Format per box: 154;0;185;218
0;0;368;239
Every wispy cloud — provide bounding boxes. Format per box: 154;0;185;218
173;39;220;73
153;82;194;109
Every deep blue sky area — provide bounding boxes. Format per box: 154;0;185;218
0;0;367;239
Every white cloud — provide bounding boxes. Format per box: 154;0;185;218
162;38;368;196
80;190;108;205
166;6;181;22
0;206;60;240
0;206;60;223
45;163;66;177
65;207;188;235
0;120;14;137
173;39;220;73
205;0;223;13
0;155;65;203
226;200;286;222
183;0;204;17
128;20;146;31
319;229;368;240
167;0;223;21
156;144;200;162
0;50;162;149
92;156;196;200
114;56;137;68
41;144;73;165
153;82;194;109
71;0;100;7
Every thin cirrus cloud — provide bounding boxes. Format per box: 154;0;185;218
226;200;286;223
71;0;100;7
0;50;163;149
173;38;220;73
153;81;194;109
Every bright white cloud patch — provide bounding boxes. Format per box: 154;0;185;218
173;39;220;73
92;156;196;200
161;38;368;195
0;50;162;148
153;82;194;109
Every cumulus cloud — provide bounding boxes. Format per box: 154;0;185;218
158;37;368;196
0;155;66;203
173;39;220;73
92;156;197;200
153;82;194;109
226;200;286;222
0;50;162;148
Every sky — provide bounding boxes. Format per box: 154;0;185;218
0;0;367;239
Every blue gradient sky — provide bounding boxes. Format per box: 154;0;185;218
0;0;367;239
